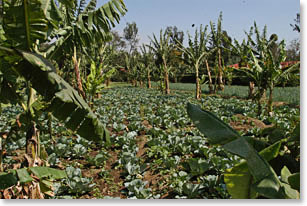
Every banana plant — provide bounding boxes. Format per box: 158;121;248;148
0;166;67;198
44;0;127;99
84;60;116;103
187;103;299;199
140;44;155;89
244;23;300;115
176;25;215;99
1;0;110;143
0;0;112;194
148;29;173;94
209;12;226;92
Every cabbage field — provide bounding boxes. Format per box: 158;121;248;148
0;86;300;199
0;0;300;199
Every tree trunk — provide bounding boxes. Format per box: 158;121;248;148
147;70;151;89
256;88;266;117
106;78;111;87
139;80;143;87
163;60;170;95
248;81;255;99
214;66;218;93
132;79;137;87
217;49;224;91
72;47;86;100
205;60;214;94
26;122;39;160
164;70;170;94
195;65;201;99
267;85;274;116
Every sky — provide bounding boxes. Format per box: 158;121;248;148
97;0;300;47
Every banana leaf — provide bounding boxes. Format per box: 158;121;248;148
0;46;109;144
187;103;299;199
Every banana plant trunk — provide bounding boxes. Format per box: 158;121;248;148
248;81;255;99
132;79;137;87
217;49;224;91
205;60;214;94
72;48;86;100
164;70;170;94
163;59;170;95
195;64;201;99
147;69;151;88
256;88;266;116
267;84;274;116
26;122;39;159
106;78;111;87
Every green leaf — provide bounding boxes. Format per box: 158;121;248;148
288;124;300;142
16;168;33;184
187;158;209;176
224;141;281;198
30;167;67;180
187;103;240;144
39;179;54;196
281;182;299;199
2;0;49;50
0;46;109;143
187;104;290;198
252;174;284;199
288;173;300;191
280;166;291;184
0;172;18;190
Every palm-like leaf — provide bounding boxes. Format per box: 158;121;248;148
46;0;127;60
0;46;110;143
2;0;49;50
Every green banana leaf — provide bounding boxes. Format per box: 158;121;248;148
224;141;281;199
0;167;67;190
0;46;109;144
2;0;49;50
187;103;299;199
0;172;18;190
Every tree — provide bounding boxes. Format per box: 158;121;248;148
166;26;184;45
45;0;127;100
226;38;256;98
165;26;186;83
286;38;300;61
244;23;300;115
148;29;173;94
0;0;113;176
140;44;155;88
108;30;127;51
209;12;227;92
290;13;300;33
123;22;139;54
177;25;213;99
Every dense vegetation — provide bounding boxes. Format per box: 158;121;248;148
0;0;300;199
0;86;300;198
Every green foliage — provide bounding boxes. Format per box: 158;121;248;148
187;103;299;199
0;167;66;194
84;60;116;102
2;0;49;50
244;23;300;114
54;166;95;196
0;47;109;143
46;0;127;60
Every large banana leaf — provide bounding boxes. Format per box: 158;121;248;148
2;0;49;50
46;0;127;60
187;103;299;199
0;167;67;190
0;46;109;144
224;141;281;199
